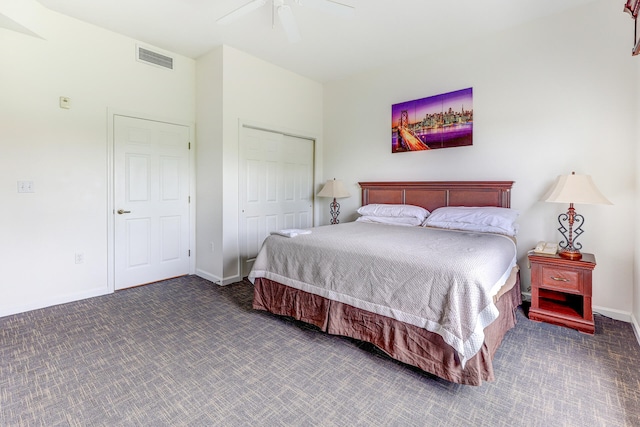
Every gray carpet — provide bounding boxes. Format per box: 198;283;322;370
1;275;639;426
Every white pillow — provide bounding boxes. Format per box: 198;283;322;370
356;216;424;227
357;204;429;222
423;206;520;236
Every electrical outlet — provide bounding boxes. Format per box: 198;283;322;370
75;253;84;264
210;242;215;252
17;181;34;193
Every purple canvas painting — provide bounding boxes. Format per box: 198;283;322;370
392;88;473;153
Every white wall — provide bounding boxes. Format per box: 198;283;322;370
2;0;638;329
323;0;636;318
195;45;324;284
0;3;195;316
195;47;224;282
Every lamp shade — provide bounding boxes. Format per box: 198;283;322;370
317;179;350;199
542;173;612;205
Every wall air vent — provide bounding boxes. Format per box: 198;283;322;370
137;46;173;70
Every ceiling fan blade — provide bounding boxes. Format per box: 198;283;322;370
298;0;355;17
277;4;301;43
217;0;268;25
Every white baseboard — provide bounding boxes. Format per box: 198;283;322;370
195;269;223;285
592;305;632;323
194;269;243;286
631;313;640;347
220;275;242;285
0;287;111;318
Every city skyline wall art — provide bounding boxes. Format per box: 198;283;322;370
391;88;473;153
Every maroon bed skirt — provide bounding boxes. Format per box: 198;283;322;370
253;276;522;385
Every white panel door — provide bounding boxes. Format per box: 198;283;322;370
240;127;314;277
114;115;190;290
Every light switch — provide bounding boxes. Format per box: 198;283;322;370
59;96;71;109
17;181;34;193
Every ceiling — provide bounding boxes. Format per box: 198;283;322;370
37;0;597;83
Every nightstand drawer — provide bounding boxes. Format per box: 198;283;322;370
541;266;580;292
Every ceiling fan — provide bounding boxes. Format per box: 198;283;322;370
217;0;355;43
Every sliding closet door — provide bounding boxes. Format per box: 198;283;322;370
239;126;314;277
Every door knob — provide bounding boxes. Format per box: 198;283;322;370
117;209;131;214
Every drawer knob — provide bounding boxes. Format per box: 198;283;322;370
551;276;570;282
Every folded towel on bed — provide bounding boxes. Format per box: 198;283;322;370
270;229;312;238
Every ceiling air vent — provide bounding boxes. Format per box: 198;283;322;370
137;46;173;70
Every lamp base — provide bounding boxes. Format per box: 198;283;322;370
556;203;584;261
559;249;582;261
329;198;340;225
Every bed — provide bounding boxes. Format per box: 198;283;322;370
249;181;521;385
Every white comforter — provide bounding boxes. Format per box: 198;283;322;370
248;221;517;366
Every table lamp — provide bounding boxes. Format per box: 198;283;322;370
317;179;350;225
542;171;612;260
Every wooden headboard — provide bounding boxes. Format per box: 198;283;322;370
359;181;514;211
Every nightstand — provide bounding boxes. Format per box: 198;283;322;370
528;252;596;334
